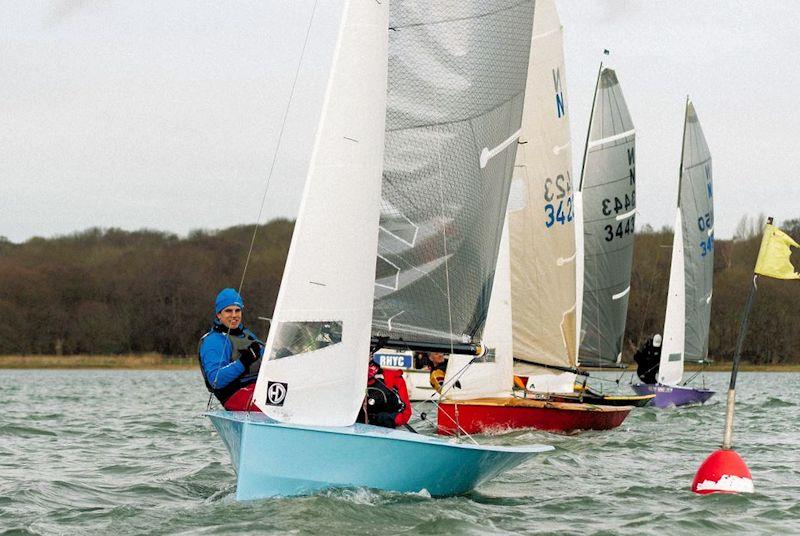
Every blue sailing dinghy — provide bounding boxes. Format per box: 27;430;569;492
205;1;550;501
208;411;551;500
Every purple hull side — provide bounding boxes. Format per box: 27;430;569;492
631;383;715;408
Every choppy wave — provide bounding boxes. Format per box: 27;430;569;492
1;370;799;535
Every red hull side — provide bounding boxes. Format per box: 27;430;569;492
437;400;631;435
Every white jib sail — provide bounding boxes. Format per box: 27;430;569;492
253;1;389;426
659;209;686;385
445;218;514;400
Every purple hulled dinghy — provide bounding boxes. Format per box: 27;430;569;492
631;383;714;408
630;100;716;408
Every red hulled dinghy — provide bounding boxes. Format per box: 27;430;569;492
437;397;632;435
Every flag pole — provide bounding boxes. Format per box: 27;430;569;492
721;273;758;449
721;215;773;450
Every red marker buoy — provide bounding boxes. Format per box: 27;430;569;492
692;449;753;494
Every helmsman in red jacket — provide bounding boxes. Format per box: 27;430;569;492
357;360;412;428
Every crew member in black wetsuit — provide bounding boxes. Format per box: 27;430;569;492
633;334;662;384
357;360;411;428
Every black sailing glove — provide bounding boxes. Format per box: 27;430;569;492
238;341;261;368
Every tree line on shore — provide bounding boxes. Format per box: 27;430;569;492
1;217;797;363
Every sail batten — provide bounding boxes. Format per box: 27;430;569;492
587;129;635;149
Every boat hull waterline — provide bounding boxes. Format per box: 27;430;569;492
436;397;633;435
548;392;654;407
631;383;715;408
207;411;553;500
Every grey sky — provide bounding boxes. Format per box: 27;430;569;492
559;0;800;238
2;1;798;243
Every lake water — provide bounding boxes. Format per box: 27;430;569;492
1;370;798;535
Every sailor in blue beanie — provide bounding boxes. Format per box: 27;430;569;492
215;288;244;315
199;288;264;411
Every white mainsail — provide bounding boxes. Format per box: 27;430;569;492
576;66;636;367
659;100;713;385
253;1;389;426
508;0;577;392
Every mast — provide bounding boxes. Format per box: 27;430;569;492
676;95;690;209
445;218;515;399
658;97;691;385
578;62;603;192
574;61;602;364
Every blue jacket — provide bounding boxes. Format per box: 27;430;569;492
199;321;263;402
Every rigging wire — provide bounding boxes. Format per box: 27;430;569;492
205;0;320;411
682;363;708;386
408;358;481;445
237;0;320;299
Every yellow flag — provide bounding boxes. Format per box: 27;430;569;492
754;223;800;280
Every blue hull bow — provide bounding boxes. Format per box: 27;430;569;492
206;411;552;500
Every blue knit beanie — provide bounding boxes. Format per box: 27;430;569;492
215;288;244;313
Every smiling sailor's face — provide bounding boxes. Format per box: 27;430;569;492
217;306;242;329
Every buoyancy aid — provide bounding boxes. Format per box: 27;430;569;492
429;361;447;393
366;379;402;415
198;323;263;403
361;367;412;427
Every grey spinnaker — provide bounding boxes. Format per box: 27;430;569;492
679;102;714;362
577;67;636;367
372;1;536;345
